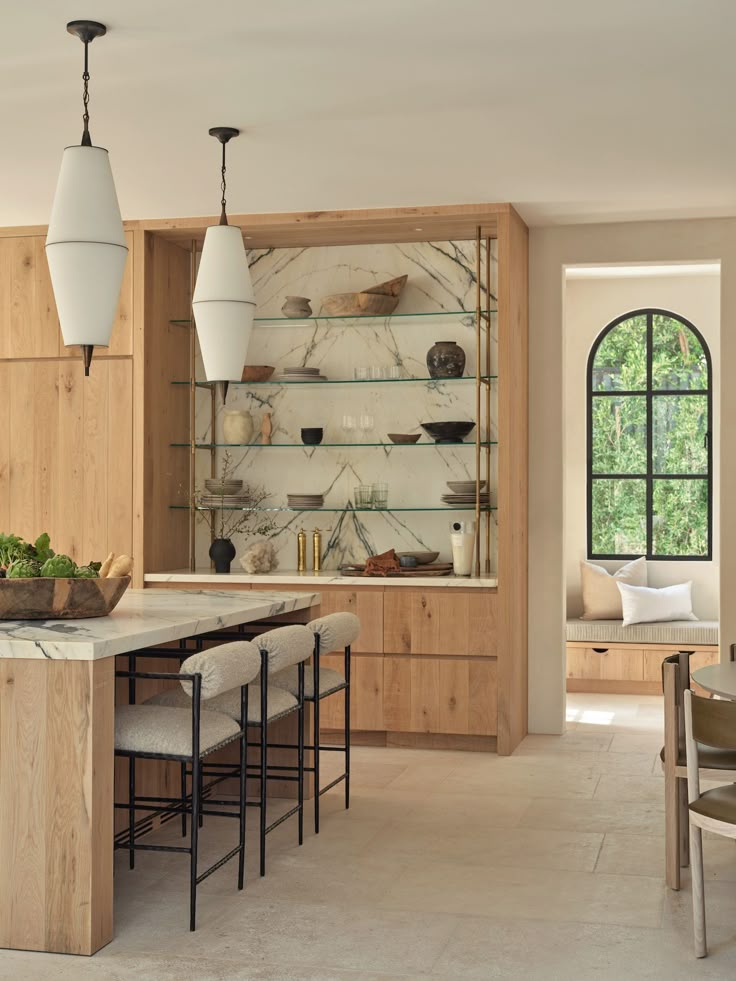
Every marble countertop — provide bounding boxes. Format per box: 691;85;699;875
0;588;320;661
144;569;498;589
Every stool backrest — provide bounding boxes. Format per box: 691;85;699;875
309;612;361;652
256;624;314;673
179;641;261;699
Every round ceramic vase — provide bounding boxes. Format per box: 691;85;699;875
222;409;254;444
426;340;466;378
209;538;236;574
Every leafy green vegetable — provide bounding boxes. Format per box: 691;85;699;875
6;559;41;579
33;532;54;564
74;565;99;579
40;554;77;578
0;533;30;568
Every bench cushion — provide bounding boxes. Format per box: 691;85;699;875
566;618;719;646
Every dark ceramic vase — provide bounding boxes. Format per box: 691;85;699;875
209;538;236;574
426;340;466;378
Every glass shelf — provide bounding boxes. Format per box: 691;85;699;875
170;505;497;513
172;374;497;388
171;441;496;449
170;309;495;328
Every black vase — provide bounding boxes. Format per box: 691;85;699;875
426;340;466;379
209;538;236;574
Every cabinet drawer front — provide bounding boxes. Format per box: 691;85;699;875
318;653;384;731
566;646;644;682
250;585;383;653
384;590;497;656
641;647;720;683
383;655;497;736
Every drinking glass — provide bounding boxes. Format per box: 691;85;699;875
359;413;374;440
355;485;373;508
342;414;357;441
389;365;403;379
372;482;389;509
354;367;370;380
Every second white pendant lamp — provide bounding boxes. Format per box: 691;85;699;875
192;128;255;390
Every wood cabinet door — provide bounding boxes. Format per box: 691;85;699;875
566;646;644;682
383;655;497;735
384;589;497;656
318;653;384;732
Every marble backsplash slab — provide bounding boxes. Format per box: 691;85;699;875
186;239;498;571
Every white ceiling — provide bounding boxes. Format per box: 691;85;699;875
3;0;736;229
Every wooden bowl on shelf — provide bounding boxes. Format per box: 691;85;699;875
321;275;408;317
241;365;275;382
387;433;421;444
0;576;131;620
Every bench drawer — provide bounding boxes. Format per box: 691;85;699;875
641;647;719;683
567;646;644;682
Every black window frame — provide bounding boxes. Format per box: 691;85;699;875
586;307;712;561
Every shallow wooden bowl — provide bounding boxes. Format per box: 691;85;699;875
0;576;131;620
241;365;275;382
387;433;421;444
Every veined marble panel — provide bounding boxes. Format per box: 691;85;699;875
187;240;498;572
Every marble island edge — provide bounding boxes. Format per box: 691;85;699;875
0;588;320;661
145;569;498;589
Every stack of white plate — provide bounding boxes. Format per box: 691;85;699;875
199;493;250;508
441;480;490;507
280;366;328;382
287;493;324;510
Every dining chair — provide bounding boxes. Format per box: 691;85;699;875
660;653;736;889
683;689;736;957
115;642;260;930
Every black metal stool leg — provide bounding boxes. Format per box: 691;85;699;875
298;661;305;846
238;686;248;890
190;754;200;931
314;691;321;834
259;657;268;877
180;762;187;837
345;644;351;810
129;757;136;869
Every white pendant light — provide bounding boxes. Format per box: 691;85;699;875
46;20;127;376
192;128;255;394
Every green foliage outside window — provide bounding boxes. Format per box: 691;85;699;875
589;310;710;558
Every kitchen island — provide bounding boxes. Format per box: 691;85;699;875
0;588;319;956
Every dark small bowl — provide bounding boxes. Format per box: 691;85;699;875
301;427;324;445
420;421;476;444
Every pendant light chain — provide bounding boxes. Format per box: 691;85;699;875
81;39;92;146
219;141;228;225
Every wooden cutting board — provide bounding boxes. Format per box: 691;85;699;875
339;563;454;577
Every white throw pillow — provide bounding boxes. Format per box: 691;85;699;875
580;557;647;620
617;581;698;626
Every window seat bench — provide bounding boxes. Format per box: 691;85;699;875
566;619;719;695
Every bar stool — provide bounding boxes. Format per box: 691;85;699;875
271;612;359;834
115;641;261;931
146;624;314;876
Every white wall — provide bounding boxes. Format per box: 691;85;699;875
564;273;720;619
529;217;736;735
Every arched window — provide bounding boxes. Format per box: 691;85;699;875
587;309;712;559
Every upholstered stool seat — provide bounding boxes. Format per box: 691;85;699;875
272;664;346;699
145;684;298;723
116;703;240;757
